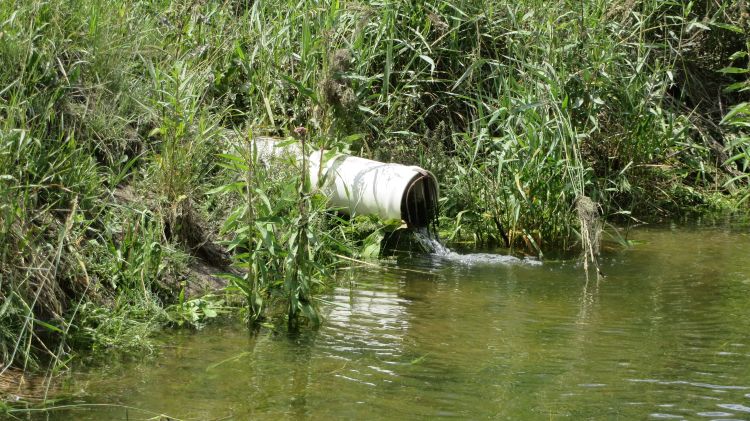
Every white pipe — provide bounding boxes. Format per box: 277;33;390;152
254;137;439;227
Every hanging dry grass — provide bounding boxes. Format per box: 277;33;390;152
575;196;603;280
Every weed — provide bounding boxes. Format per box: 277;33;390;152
0;0;748;396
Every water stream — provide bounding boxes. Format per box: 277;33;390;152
412;226;541;266
33;222;750;420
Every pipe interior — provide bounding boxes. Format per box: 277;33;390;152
401;172;439;230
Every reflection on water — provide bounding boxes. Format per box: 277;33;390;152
37;223;750;420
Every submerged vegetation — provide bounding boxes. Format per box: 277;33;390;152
0;0;748;403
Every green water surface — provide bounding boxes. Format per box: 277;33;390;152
37;224;750;420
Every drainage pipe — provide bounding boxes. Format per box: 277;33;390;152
254;137;439;229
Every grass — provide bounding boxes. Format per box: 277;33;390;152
0;0;748;404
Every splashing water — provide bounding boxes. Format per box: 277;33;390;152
412;228;541;266
413;227;452;256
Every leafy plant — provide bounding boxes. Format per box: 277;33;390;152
166;292;226;328
213;133;332;328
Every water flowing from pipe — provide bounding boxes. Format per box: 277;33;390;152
411;228;541;266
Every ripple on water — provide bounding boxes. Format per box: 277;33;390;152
629;379;750;391
696;412;735;417
718;403;750;413
650;413;686;419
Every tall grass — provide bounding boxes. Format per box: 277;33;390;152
213;131;337;327
0;0;748;389
201;0;749;249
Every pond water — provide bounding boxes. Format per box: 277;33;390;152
37;223;750;420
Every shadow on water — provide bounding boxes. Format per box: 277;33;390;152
18;222;750;420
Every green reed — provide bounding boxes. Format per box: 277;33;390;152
0;0;748;394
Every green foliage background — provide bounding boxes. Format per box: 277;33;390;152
0;0;748;384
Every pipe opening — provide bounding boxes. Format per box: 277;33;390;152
401;170;439;230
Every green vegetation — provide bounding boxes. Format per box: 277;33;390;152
0;0;748;404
